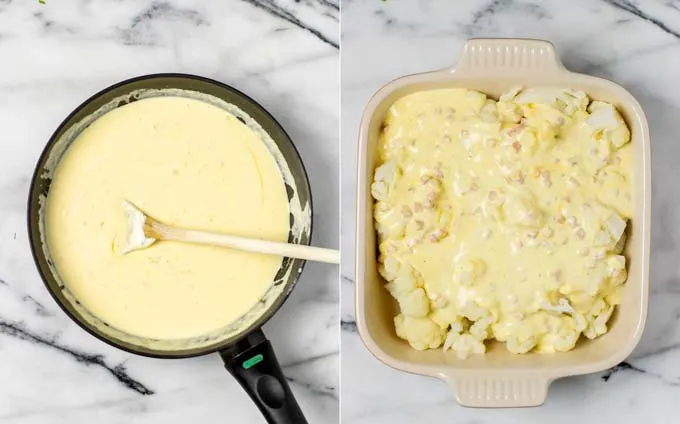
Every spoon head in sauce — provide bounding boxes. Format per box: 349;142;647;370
122;200;157;254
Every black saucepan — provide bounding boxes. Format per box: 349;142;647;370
28;74;312;424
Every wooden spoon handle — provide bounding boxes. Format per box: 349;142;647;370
160;226;340;264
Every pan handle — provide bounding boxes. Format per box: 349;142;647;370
220;329;308;424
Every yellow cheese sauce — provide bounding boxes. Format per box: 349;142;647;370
372;87;632;357
45;96;290;340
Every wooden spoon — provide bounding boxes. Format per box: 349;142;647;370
122;201;339;264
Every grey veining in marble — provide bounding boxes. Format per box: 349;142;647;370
341;0;680;422
0;0;338;422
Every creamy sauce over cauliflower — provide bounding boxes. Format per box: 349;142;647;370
372;87;632;358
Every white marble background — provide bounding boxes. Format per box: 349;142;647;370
341;0;680;422
0;0;338;423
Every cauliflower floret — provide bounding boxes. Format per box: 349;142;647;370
540;296;587;332
591;210;627;249
374;206;408;239
606;255;627;285
497;87;525;122
588;298;607;316
463;89;490;113
374;161;397;185
394;315;445;350
460;300;486;321
506;334;537;354
586;101;631;149
512;88;589;117
397;288;430;318
538;315;580;353
378;255;402;281
580;102;630;171
567;291;597;314
604;213;627;242
371;161;398;201
491;310;521;340
443;332;486;359
469;316;494;340
553;330;580;352
516;127;539;155
371;182;389;202
479;99;499;123
378;239;399;256
524;106;570;145
499;86;523;102
384;270;418;298
497;102;523;123
382;260;426;305
578;206;603;237
584;303;615;339
540;295;572;314
449;316;467;333
498;311;548;353
430;305;461;329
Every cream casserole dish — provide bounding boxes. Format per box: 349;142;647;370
355;39;651;407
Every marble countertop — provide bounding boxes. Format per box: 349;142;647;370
0;0;338;423
341;0;680;422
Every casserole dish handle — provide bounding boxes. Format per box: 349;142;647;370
442;373;551;407
453;38;564;75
